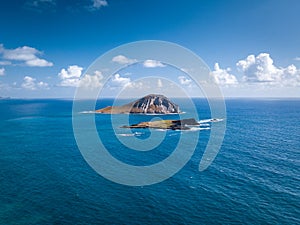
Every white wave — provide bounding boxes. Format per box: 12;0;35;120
117;132;143;137
198;119;211;123
199;127;211;130
143;113;182;116
79;111;96;114
191;127;210;131
200;123;210;126
118;133;135;137
181;127;211;132
154;129;167;132
211;118;224;122
199;118;224;123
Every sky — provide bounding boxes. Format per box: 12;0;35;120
0;0;300;98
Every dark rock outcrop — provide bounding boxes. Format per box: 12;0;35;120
121;118;199;130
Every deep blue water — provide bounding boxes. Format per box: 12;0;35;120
0;98;299;224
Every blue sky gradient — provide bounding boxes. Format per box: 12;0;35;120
0;0;300;98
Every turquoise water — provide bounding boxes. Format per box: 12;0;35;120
0;98;299;224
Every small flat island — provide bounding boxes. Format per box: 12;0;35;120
122;118;200;130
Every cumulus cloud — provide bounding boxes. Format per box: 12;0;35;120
237;53;300;86
0;44;53;67
59;65;83;79
22;76;36;90
80;70;103;89
21;76;49;90
237;53;277;82
109;74;147;91
143;60;165;68
112;55;137;65
111;57;165;68
58;65;83;87
58;65;104;88
26;58;53;67
178;76;192;85
210;63;238;85
111;73;132;87
0;68;5;76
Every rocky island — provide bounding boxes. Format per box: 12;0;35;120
96;94;181;114
96;94;201;130
121;118;200;130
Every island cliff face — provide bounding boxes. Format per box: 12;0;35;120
96;94;180;114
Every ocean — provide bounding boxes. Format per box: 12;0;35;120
0;98;299;224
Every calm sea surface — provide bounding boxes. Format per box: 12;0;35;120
0;98;299;224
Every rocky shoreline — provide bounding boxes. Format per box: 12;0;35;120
121;118;200;130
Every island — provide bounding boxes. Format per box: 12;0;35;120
121;118;200;130
96;94;181;114
96;94;202;130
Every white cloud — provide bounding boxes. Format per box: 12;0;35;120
37;81;49;89
58;65;104;88
178;75;192;85
58;65;82;87
92;0;108;9
112;55;137;65
59;65;83;87
22;76;36;90
112;57;165;68
59;65;83;79
128;81;144;89
80;70;103;89
0;44;53;67
21;76;49;90
111;73;132;87
109;74;149;92
237;53;278;82
26;58;53;67
157;79;163;88
210;63;238;85
237;53;300;86
0;68;5;76
143;59;165;68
